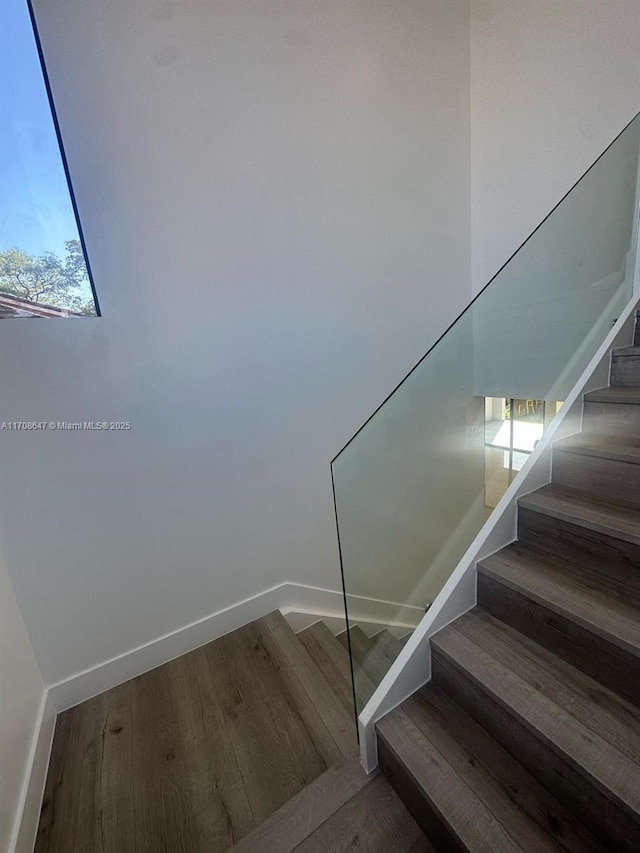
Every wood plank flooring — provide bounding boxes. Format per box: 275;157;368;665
35;613;426;852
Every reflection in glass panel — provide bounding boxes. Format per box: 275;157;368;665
484;398;563;510
0;0;98;318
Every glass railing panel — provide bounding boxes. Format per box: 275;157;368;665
333;112;640;716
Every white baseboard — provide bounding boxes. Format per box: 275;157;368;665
281;585;423;638
47;581;418;713
12;691;56;853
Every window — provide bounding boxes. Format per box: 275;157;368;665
484;398;563;509
0;0;99;318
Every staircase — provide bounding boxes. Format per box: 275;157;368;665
35;610;426;852
34;313;640;852
375;310;640;851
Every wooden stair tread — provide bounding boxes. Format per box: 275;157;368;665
298;621;378;709
378;683;605;853
256;612;357;760
370;629;404;663
478;544;640;656
430;611;640;818
612;346;640;357
337;624;397;688
298;622;353;683
584;386;640;404
228;760;371;853
454;609;640;767
406;836;438;852
377;686;600;852
297;622;358;714
291;772;427;852
518;483;640;545
553;433;640;464
336;624;371;651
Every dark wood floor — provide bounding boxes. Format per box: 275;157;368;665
35;611;427;852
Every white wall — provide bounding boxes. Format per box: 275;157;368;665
473;115;640;400
471;0;640;291
0;0;471;689
0;551;46;851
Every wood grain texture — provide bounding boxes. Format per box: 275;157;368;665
291;773;424;853
583;386;640;404
477;569;640;706
410;686;604;852
299;622;353;685
455;610;640;768
517;504;640;583
518;484;640;546
297;620;380;712
611;354;640;387
370;629;404;668
552;447;640;505
378;704;533;853
582;400;640;438
256;611;357;760
228;761;373;853
406;837;438;853
430;622;640;852
378;684;604;853
552;433;640;464
479;543;640;636
297;623;358;714
35;612;354;852
165;643;255;848
378;731;464;853
342;625;398;688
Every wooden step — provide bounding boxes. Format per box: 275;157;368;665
582;386;640;437
290;773;429;853
228;760;371;853
611;347;640;386
298;621;377;709
337;624;372;656
612;346;640;357
553;433;640;464
255;611;358;760
35;610;356;852
430;610;640;852
517;483;640;577
377;683;605;852
478;543;640;704
298;622;358;714
370;629;405;669
338;625;397;691
584;386;640;404
552;433;640;505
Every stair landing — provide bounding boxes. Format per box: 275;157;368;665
35;611;426;852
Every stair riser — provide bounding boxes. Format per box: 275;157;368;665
582;401;640;438
552;448;640;506
611;356;640;387
477;572;640;706
377;736;464;853
430;648;640;852
517;506;640;589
